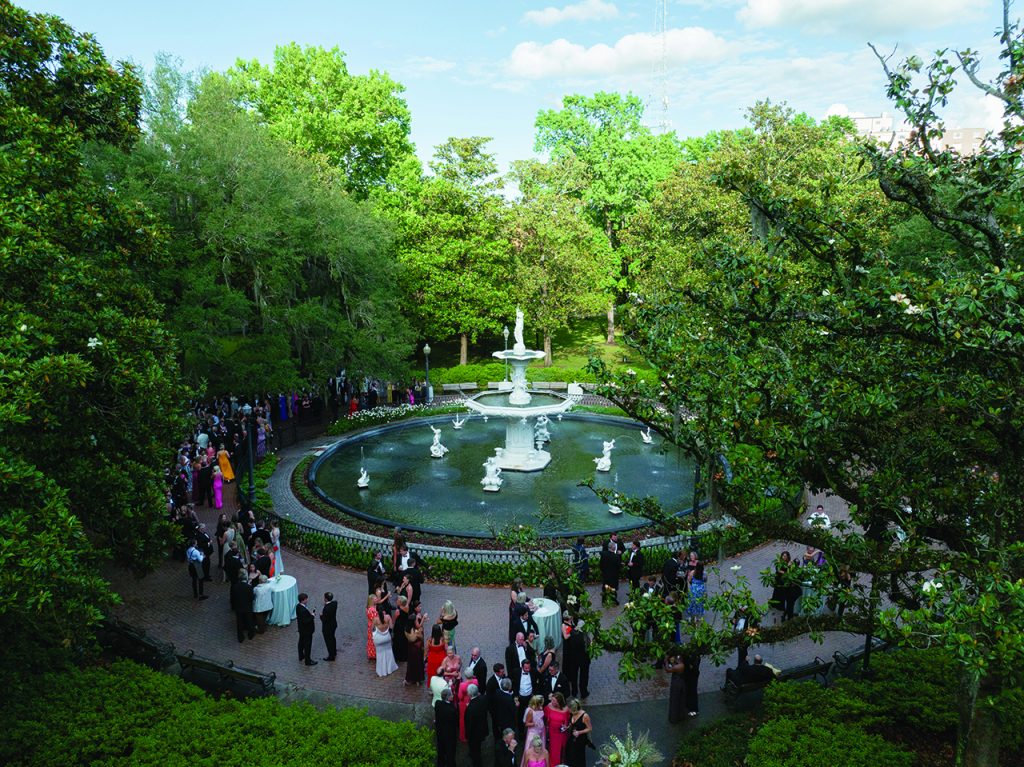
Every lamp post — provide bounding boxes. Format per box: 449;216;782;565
241;403;256;511
423;343;432;403
502;325;509;381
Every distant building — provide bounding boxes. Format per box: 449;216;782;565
851;112;986;155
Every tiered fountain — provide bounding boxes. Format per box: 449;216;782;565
463;308;574;471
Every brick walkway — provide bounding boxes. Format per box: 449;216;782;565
107;440;861;707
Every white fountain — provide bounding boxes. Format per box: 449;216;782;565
463;308;574;471
452;414;466;430
594;439;615;472
481;456;504;492
357;467;370;488
640;426;653;444
429;425;449;458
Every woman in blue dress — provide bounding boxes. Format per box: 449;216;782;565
685;551;706;621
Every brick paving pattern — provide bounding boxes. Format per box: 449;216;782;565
107;438;861;707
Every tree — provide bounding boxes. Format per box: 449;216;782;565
229;43;414;199
397;137;516;365
508;158;615;364
534;92;682;342
0;2;186;660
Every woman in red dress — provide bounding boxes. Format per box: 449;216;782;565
425;623;447;680
457;668;475;742
545;691;570;766
365;594;378;660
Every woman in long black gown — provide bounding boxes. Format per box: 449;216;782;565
564;698;593;767
392;595;410;663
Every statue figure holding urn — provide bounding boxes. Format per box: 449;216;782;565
429;425;449;458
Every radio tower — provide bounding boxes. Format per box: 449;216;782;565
656;0;671;133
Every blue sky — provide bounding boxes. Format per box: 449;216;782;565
20;0;1008;171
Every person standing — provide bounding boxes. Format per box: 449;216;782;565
296;593;317;666
252;574;273;633
495;728;517;767
625;539;644;592
466;646;487;690
662;550;682;593
434;686;459;767
186;539;208;600
321;592;338;661
665;651;686;723
373;610;399;677
464;683;489;767
570;537;589;583
683;651;701;717
598;541;621;606
196;524;214;582
367;550;387;593
564;698;593;767
229;574;255;643
545;692;570;767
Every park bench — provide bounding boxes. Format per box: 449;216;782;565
176;649;276;696
828;638;889;681
441;383;464;395
457;382;478;393
723;655;832;703
532;381;551;390
98;617;176;670
548;382;568;391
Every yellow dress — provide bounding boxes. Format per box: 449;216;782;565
217;449;235;482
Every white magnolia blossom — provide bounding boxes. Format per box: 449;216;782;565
889;292;912;306
86;337;102;349
922;579;943;594
19;323;27;332
904;304;924;315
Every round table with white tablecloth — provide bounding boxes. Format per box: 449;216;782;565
530;597;562;653
267;574;298;626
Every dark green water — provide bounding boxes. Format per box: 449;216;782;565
311;414;698;537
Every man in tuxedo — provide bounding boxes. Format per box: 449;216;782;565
321;592;338;661
608;531;622;556
486;663;508;740
224;542;244;584
185;539;208;600
197;459;214;507
599;541;621;605
539;660;570;701
491;679;518;746
570;537;589;581
296;592;317;666
726;654;776;686
494;728;517;767
434;686;459;767
508;604;539;643
195;524;214;581
511;659;539;732
466;646;487;689
229;575;255;642
504;633;536;679
662;550;683;593
563;624;590;698
625;539;645;592
464;683;489;767
367;550;387;594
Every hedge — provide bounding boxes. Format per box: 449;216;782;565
0;660;434;767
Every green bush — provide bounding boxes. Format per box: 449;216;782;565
745;714;913;767
0;660;434;767
675;712;759;767
429;363;598;387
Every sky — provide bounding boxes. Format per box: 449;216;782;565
18;0;1010;172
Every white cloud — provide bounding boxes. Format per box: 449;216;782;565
405;56;456;74
522;0;620;27
737;0;987;35
824;103;866;119
507;27;729;79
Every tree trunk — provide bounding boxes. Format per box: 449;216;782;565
606;302;615;345
957;669;1002;767
861;573;879;676
543;333;552;366
459;333;468;367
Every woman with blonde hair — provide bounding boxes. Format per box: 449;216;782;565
439;599;459;650
523;694;546;753
521;734;549;767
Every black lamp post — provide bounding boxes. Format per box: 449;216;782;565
423;343;432;403
241;403;256;510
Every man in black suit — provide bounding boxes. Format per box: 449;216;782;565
491;678;518;745
486;663;507;740
494;727;517;767
229;576;255;642
197;459;214;507
321;592;338;661
367;550;387;594
196;524;214;581
625;539;645;592
508;606;539;643
539;660;570;701
434;686;459;767
296;592;317;666
511;659;540;731
725;654;776;686
464;683;489;767
466;646;487;689
563;624;590;698
504;633;536;679
662;550;682;593
224;543;244;583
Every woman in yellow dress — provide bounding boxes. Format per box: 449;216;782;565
216;444;235;482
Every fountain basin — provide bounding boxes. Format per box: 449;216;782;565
464;390;574;419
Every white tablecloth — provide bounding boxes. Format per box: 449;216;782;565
531;597;562;653
268;574;298;626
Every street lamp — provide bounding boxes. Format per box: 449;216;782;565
422;343;432;403
241;403;256;511
502;325;509;381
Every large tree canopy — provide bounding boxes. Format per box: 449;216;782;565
0;3;186;661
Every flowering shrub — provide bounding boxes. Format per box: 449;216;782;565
326;404;465;436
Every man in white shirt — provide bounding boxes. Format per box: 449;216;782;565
186;539;208;600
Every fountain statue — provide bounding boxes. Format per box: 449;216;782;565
534;415;551;444
481;456;503;492
594;439;615;472
452;414;466;430
608;504;623;515
357;467;370;488
640;426;653;444
429;425;449;458
463;308;573;471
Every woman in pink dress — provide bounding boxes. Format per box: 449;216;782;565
545;692;569;767
521;735;549;767
212;465;223;509
523;695;546;754
365;594;378;660
458;668;475;742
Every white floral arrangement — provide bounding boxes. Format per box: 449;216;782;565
598;726;663;767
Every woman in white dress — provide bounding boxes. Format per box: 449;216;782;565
373;610;399;677
270;522;284;575
252;574;274;633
